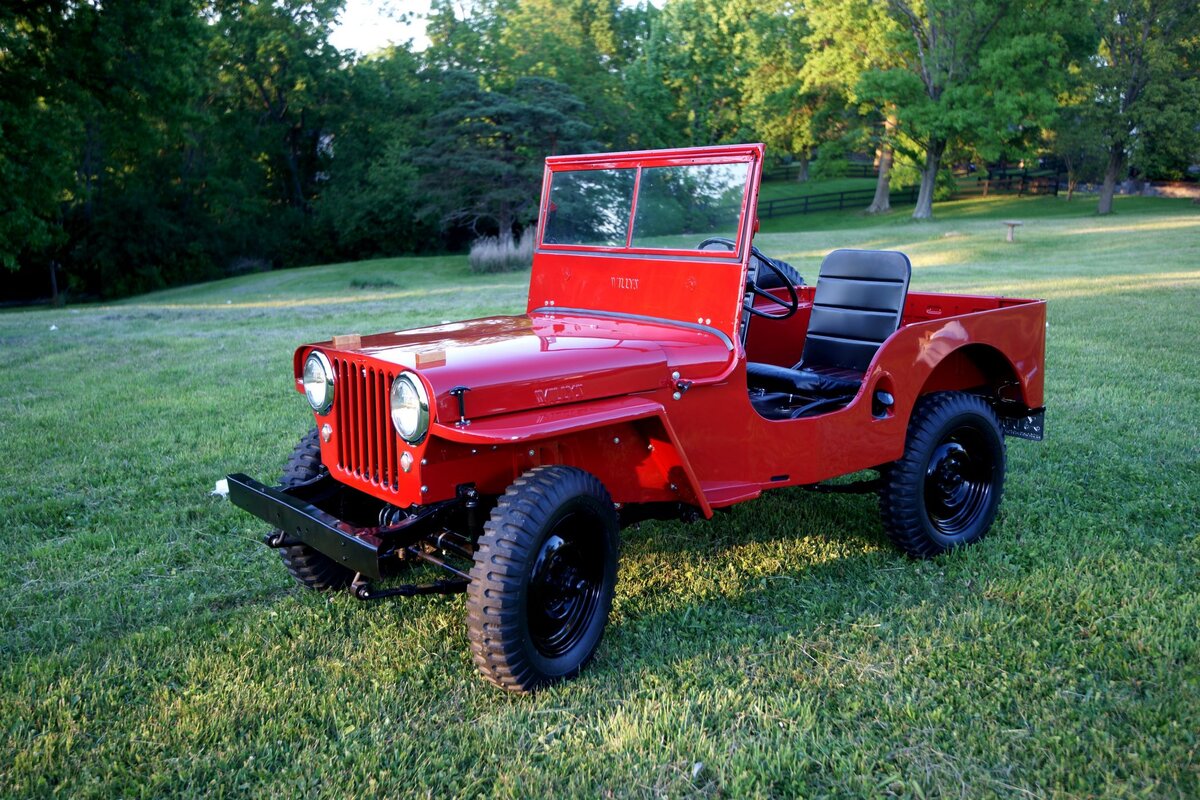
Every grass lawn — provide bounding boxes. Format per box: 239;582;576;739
3;194;1198;797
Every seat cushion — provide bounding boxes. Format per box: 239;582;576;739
746;362;861;396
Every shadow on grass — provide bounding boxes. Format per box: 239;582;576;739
4;486;901;676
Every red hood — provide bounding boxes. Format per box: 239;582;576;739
307;312;733;423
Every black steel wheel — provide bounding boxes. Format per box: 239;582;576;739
879;392;1007;557
275;428;354;591
467;466;619;693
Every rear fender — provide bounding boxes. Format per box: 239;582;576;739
918;343;1027;405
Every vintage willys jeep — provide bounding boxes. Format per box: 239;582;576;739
228;143;1046;693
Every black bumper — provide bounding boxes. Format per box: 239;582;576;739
227;473;389;578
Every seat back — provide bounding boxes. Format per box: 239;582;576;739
799;249;912;372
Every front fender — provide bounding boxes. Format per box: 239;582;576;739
429;395;712;517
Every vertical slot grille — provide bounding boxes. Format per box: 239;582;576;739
332;358;400;493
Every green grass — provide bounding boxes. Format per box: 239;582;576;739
3;195;1199;798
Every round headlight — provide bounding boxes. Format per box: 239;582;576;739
390;373;430;444
302;351;334;414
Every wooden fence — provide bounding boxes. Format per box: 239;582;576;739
758;185;919;219
955;174;1061;197
757;172;1062;220
763;161;878;182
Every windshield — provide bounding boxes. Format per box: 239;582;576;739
541;160;751;253
543;169;636;247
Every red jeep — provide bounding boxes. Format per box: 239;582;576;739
228;143;1046;693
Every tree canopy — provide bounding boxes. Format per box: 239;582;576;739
1;0;1196;301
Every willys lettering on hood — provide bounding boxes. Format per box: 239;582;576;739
312;313;732;423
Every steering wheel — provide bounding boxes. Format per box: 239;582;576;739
698;236;800;320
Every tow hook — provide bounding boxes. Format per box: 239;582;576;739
263;530;302;548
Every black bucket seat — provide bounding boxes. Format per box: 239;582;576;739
747;248;912;401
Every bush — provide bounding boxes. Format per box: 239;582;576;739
468;229;534;274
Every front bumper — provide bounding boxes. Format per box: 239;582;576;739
226;473;459;579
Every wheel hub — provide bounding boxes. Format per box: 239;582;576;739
528;520;603;658
924;431;994;537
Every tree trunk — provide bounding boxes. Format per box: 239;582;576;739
284;122;310;213
866;147;893;214
867;116;896;214
497;204;514;250
912;138;945;220
49;260;63;307
795;152;809;183
1098;145;1124;215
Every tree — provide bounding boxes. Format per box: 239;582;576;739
1046;73;1111;201
208;0;346;219
803;0;905;212
425;0;516;75
735;0;827;182
650;0;751;146
413;73;595;246
0;2;73;294
861;0;1091;219
1082;0;1200;214
620;12;689;149
427;0;664;150
34;0;215;299
315;46;440;258
491;0;637;148
804;0;894;211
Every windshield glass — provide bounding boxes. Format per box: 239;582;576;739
631;163;748;247
541;160;750;252
543;169;635;247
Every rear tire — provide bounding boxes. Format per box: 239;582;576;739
467;466;619;693
879;392;1006;557
275;428;354;591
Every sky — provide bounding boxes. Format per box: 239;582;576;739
329;0;662;56
329;0;434;54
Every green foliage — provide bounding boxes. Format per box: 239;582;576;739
1047;92;1112;195
1077;0;1200;211
1;0;1197;300
0;3;72;272
314;47;441;259
736;0;828;159
412;72;595;241
800;0;899;162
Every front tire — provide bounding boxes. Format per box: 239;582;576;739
879;392;1007;557
467;466;620;693
275;428;354;591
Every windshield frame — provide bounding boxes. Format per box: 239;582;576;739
536;146;760;261
527;144;765;339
